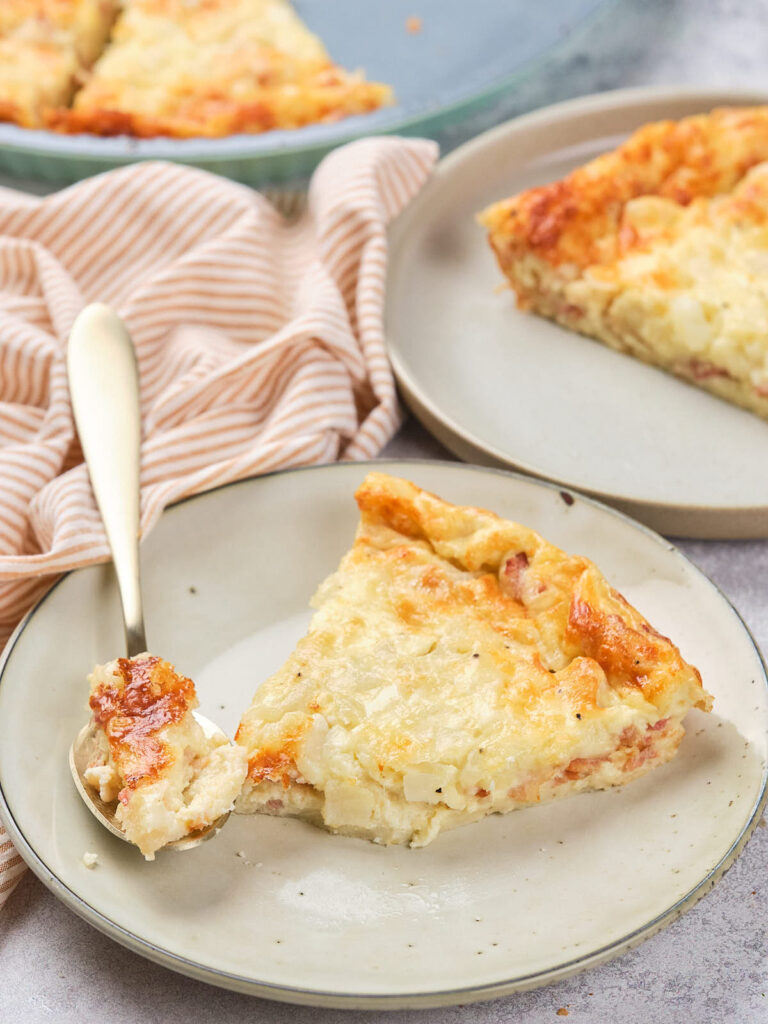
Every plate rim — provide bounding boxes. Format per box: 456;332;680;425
385;84;768;539
1;457;766;1009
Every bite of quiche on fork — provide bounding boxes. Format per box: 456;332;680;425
84;653;247;859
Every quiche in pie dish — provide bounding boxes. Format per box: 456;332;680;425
83;653;247;859
479;106;768;419
235;473;711;847
3;0;392;136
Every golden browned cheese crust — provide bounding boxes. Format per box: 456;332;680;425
50;69;391;138
89;654;197;795
235;473;711;847
480;107;768;275
479;107;768;418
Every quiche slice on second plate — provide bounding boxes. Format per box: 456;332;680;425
235;473;711;847
479;106;768;420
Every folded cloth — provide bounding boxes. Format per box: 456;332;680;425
0;138;438;904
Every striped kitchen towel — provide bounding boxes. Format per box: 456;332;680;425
0;136;438;904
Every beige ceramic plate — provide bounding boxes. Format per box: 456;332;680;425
386;86;768;539
0;460;766;1009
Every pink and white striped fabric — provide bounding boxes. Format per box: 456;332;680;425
0;136;438;904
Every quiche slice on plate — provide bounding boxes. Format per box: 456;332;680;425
479;106;768;420
235;473;711;847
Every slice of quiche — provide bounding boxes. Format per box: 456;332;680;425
479;106;768;419
0;0;118;127
83;653;247;859
235;473;711;847
49;0;392;137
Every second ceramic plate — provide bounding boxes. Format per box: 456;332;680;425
386;87;768;538
0;460;766;1008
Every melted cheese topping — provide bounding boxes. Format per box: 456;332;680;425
235;473;710;847
84;653;246;859
47;0;392;137
480;107;768;419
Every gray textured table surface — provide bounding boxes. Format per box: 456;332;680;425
3;1;768;1020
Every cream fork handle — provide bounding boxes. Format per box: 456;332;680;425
67;303;147;657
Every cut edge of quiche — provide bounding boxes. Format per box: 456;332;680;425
234;472;711;848
478;106;768;420
83;653;247;859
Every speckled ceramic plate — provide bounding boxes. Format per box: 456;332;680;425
0;460;765;1009
0;0;609;187
385;87;768;539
